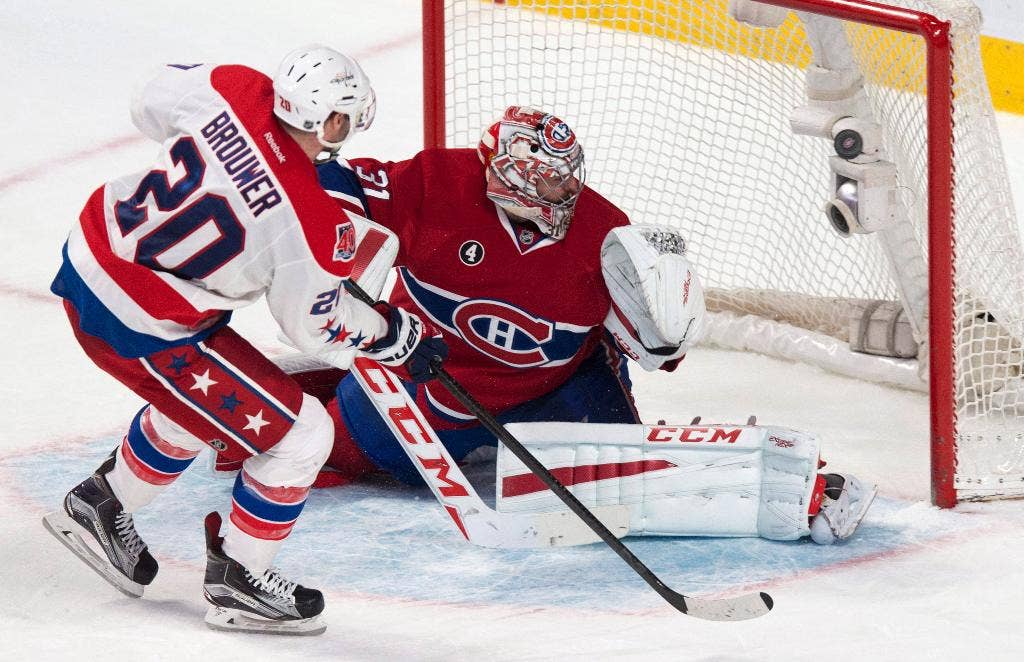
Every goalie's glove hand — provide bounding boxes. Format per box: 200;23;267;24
364;302;448;383
601;224;707;372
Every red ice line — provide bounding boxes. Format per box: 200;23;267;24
716;520;998;602
0;283;56;304
0;134;148;193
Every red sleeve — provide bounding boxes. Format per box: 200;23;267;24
347;154;430;264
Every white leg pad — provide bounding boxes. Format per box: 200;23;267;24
497;422;820;540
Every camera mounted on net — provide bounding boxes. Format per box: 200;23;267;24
823;117;898;238
791;107;900;238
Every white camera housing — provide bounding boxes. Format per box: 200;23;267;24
790;107;899;237
824;156;898;237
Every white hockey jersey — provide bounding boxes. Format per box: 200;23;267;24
51;63;389;362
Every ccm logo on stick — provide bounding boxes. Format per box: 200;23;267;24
354;359;470;498
646;427;742;444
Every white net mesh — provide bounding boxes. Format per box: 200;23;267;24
435;0;1023;500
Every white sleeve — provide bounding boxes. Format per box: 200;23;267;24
130;63;215;142
265;260;388;369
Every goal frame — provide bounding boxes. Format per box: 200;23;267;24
420;0;958;507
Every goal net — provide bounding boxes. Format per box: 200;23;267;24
422;0;1023;505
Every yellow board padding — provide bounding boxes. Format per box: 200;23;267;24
981;35;1024;115
495;0;1024;115
502;0;811;66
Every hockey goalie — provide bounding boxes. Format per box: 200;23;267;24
237;106;876;547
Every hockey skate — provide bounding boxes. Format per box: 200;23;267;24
41;453;158;598
809;473;878;545
202;512;326;636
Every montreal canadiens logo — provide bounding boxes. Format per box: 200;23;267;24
452;300;555;367
333;221;357;262
539;115;576;154
398;268;587;369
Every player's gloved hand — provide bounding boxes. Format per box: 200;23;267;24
363;303;448;383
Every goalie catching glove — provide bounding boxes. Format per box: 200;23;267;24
363;302;449;383
601;224;707;371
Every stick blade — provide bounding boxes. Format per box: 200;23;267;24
680;591;774;621
525;504;630;547
468;504;630;548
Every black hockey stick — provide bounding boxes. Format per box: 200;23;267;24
345;280;773;621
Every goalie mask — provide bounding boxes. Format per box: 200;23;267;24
273;45;377;156
477;106;586;240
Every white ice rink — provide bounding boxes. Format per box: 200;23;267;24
3;1;1024;660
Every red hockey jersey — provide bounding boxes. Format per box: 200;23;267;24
341;149;629;418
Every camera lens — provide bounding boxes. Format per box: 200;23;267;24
834;129;863;159
828;203;850;236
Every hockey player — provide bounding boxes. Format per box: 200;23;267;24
43;45;445;635
303;106;875;546
315;105;646;485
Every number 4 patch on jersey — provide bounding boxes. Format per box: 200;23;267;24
459;240;484;266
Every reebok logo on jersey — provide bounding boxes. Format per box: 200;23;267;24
263;131;287;163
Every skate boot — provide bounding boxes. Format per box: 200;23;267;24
809;473;878;545
202;512;326;636
42;452;159;597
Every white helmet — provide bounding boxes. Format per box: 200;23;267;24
273;45;376;154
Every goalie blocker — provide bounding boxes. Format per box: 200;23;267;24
496;422;876;544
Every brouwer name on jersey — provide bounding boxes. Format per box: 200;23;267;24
399;268;589;368
200;111;282;217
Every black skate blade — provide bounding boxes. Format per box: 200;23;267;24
204;605;326;636
42;511;144;599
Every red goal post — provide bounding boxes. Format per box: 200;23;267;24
421;0;1021;508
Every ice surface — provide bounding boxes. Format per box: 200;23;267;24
3;1;1024;660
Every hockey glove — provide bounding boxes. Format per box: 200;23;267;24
364;303;448;383
601;224;707;371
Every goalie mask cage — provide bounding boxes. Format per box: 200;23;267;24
421;0;1023;507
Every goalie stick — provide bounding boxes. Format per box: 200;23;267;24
345;280;774;621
